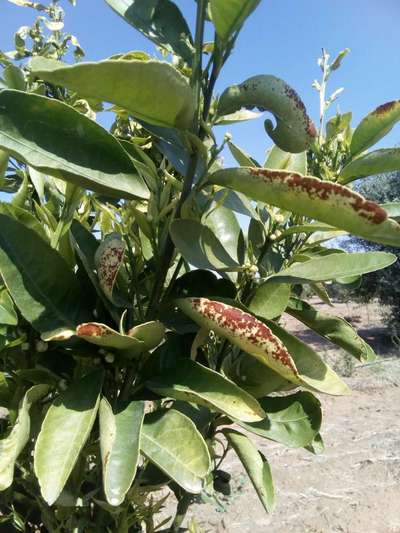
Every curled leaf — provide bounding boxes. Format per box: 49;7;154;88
218;75;316;153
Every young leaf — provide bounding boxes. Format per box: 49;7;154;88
268;252;396;284
0;214;91;335
248;282;291;320
0;90;149;200
209;168;400;247
146;358;265;423
105;0;193;64
224;429;275;513
210;0;261;42
350;100;400;156
99;399;144;506
227;140;259;167
339;148;400;184
30;57;195;130
141;409;211;493
264;145;307;175
287;297;376;362
218;76;316;153
34;371;104;505
238;391;322;448
0;385;49;491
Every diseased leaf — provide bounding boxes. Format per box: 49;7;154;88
210;0;261;42
176;297;300;384
239;391;322;448
141;409;211;493
209;168;400;247
94;233;125;302
350;100;400;156
105;0;193;64
224;429;275;513
287;297;376;362
0;214;91;335
218;77;316;153
30;57;195;130
146;359;265;423
34;371;103;505
268;252;396;284
0;385;49;491
339;148;400;184
0;90;149;199
99;399;144;506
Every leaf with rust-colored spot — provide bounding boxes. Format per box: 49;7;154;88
176;297;301;384
350;100;400;156
95;233;125;302
76;320;165;356
208;167;400;247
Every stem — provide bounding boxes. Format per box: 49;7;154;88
169;493;191;533
146;1;207;319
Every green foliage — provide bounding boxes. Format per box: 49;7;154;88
0;2;398;531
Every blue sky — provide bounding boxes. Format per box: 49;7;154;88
1;0;400;163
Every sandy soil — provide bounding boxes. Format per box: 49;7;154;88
169;300;400;533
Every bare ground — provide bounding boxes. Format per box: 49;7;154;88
165;300;400;533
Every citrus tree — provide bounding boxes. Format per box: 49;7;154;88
0;1;399;531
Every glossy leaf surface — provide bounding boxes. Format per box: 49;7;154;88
0;90;149;199
224;429;275;513
99;399;144;506
146;359;265;422
141;409;211;493
339;148;400;184
34;371;103;505
210;0;261;42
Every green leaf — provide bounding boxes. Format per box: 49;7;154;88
287;297;376;362
350;100;400;156
227;140;259;167
170;219;239;271
0;385;49;491
0;201;48;242
217;77;316;153
0;90;149;200
0;287;17;326
215;109;261;125
268;252;396;284
325;111;352;141
30;57;195;130
3;65;26;91
238;392;322;448
264;318;350;396
141;409;211;493
105;0;193;64
248;282;291;320
0;149;8;181
146;359;265;423
0;214;90;335
99;399;144;506
222;353;292;398
202;203;243;265
339;148;400;184
264;145;307;174
34;371;103;505
209;167;400;247
224;429;275;513
305;433;325;455
210;0;261;42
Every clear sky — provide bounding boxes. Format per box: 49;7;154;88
1;0;400;164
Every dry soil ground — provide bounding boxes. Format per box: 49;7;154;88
165;299;400;533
